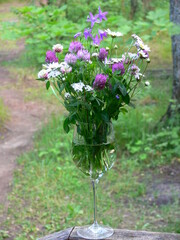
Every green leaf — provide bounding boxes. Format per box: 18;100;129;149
112;82;127;96
139;153;147;161
36;78;45;81
46;81;50;90
118;84;127;97
122;93;130;104
63;118;70;133
100;111;109;122
120;108;128;114
57;81;64;94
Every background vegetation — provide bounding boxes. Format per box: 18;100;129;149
1;0;176;66
0;0;179;239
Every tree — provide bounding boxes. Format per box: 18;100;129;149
130;0;138;19
162;0;180;122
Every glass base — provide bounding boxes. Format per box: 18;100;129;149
77;223;114;239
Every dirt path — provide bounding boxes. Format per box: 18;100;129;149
0;1;52;205
0;73;49;204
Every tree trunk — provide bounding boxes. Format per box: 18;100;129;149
142;0;151;12
161;0;180;122
170;0;180;107
130;0;138;19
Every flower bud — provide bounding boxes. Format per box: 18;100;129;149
145;81;150;86
52;44;63;53
114;45;118;49
146;58;151;63
95;44;99;49
106;47;110;51
92;53;99;57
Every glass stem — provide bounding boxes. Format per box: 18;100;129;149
92;180;98;226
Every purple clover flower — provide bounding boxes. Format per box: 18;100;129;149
74;32;82;38
92;34;101;45
93;74;108;90
65;53;77;64
84;28;92;40
98;48;108;61
87;12;100;28
112;62;125;75
98;7;108;21
69;41;83;53
77;50;90;61
45;50;58;63
98;29;107;40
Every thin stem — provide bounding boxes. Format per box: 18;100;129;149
110;38;114;59
92;180;98;226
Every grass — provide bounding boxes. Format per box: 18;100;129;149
0;0;26;52
0;75;179;240
114;76;172;146
0;98;9;131
148;33;172;69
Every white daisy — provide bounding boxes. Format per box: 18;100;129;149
71;82;93;93
139;50;149;59
43;62;62;70
105;29;123;38
128;52;139;60
132;34;150;52
139;42;150;52
47;70;61;78
132;34;143;42
84;85;93;92
111;58;122;63
38;69;49;79
135;72;144;80
92;53;99;57
71;82;85;92
104;59;114;65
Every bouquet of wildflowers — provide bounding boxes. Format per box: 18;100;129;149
38;7;150;150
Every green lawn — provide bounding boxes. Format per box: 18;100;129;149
0;75;179;240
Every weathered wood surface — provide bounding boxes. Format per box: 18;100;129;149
38;227;74;240
39;226;180;240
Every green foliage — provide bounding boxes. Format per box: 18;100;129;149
126;126;180;168
1;0;179;65
2;4;80;63
0;98;9;129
